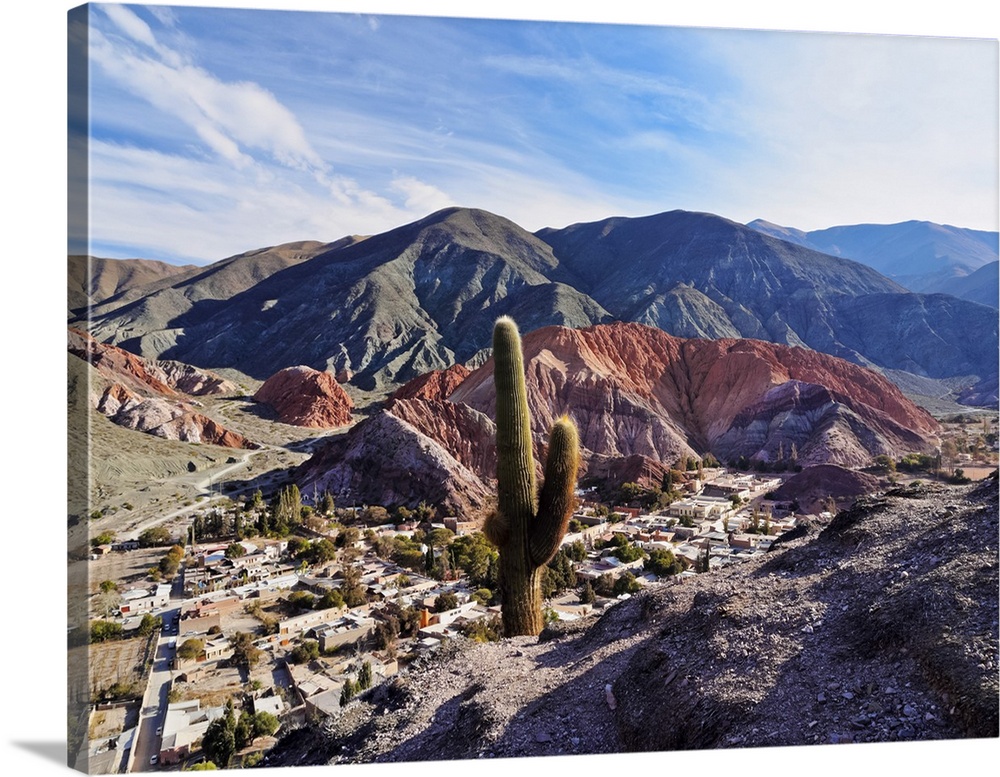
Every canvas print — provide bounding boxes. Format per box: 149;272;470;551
67;3;999;773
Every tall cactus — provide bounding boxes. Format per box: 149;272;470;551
484;316;580;636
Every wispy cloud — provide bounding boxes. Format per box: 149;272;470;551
92;6;325;173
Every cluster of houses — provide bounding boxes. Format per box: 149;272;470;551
151;541;501;764
564;470;792;581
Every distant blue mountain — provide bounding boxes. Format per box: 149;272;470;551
933;261;999;309
747;219;999;305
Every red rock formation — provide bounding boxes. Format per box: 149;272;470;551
254;366;353;428
296;410;491;516
299;322;941;511
70;328;254;449
388;398;497;479
69;327;176;396
68;328;237;396
390;364;471;403
98;384;258;449
451;322;939;467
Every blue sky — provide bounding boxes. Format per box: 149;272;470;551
75;2;999;265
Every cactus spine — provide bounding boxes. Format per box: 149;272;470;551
485;317;580;636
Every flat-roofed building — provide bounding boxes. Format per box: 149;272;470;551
668;496;734;522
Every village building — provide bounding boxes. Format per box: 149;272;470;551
668;495;735;522
118;583;171;616
157;700;226;766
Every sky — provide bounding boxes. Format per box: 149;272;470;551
71;2;999;265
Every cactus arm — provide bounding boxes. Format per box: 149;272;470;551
530;416;580;567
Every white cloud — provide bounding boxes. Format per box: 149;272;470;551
389;175;455;213
90;11;326;176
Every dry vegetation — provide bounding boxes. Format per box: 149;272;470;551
88;707;128;740
171;666;245;708
88;548;166;593
88;634;155;701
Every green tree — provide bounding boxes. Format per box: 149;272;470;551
137;613;161;637
434;591;459;612
252;711;279;739
415;501;436;523
645;548;682;577
460;614;503;643
579;580;596;604
335;526;361;549
229;632;261;669
340;679;357;706
360;505;389;524
270;484;302;535
612;571;641;596
138;526;172;547
225;542;246;559
190;762;217;770
177;638;204;661
202;715;236;768
427;527;455;548
288;640;320;664
358;661;373;690
233;713;253;750
287;590;316;610
315;588;346;611
450;532;499;587
309;538;338;564
89;620;123;643
611;541;644;563
373;616;400;651
471;587;493;606
286;536;310;558
340;562;367;608
593;573;615;598
618;482;645;505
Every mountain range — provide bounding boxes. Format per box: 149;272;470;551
746;218;998;303
70;207;999;406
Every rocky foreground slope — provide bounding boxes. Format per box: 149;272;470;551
265;476;998;766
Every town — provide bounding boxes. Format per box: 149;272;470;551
78;461;810;773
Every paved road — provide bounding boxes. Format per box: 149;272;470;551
129;612;178;772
